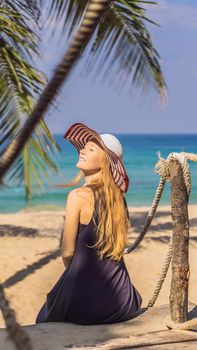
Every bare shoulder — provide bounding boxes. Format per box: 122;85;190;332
67;186;93;199
65;189;81;210
74;186;94;206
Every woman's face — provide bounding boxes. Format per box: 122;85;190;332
76;140;105;173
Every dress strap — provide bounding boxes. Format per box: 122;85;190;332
123;196;129;220
92;189;98;223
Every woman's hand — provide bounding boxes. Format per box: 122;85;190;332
62;254;73;269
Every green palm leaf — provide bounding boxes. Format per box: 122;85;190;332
85;0;166;96
47;0;166;97
47;0;89;40
0;4;61;203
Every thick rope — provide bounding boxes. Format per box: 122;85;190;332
124;177;166;254
163;154;197;330
146;152;191;308
124;151;197;330
147;235;172;307
165;316;197;330
150;152;196;329
124;150;175;255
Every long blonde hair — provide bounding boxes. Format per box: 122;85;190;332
57;152;131;262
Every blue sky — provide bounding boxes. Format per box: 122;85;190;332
35;0;197;134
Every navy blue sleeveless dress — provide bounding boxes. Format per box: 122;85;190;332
35;191;142;325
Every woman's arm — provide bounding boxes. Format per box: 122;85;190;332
61;189;81;268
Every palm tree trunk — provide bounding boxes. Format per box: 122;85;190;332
0;0;112;182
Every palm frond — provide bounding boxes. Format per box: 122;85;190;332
0;6;41;64
46;0;89;42
2;97;61;201
46;0;166;97
2;0;42;28
21;128;60;200
0;4;61;201
0;34;47;152
81;0;166;97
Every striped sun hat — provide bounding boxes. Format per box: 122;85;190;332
63;122;129;193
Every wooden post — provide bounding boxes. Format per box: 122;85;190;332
169;157;190;323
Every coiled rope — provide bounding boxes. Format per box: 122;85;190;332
124;151;197;330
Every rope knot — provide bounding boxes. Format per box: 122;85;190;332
155;151;170;180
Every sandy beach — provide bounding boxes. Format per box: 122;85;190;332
0;204;197;328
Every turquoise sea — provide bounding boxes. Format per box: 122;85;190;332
1;134;197;213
